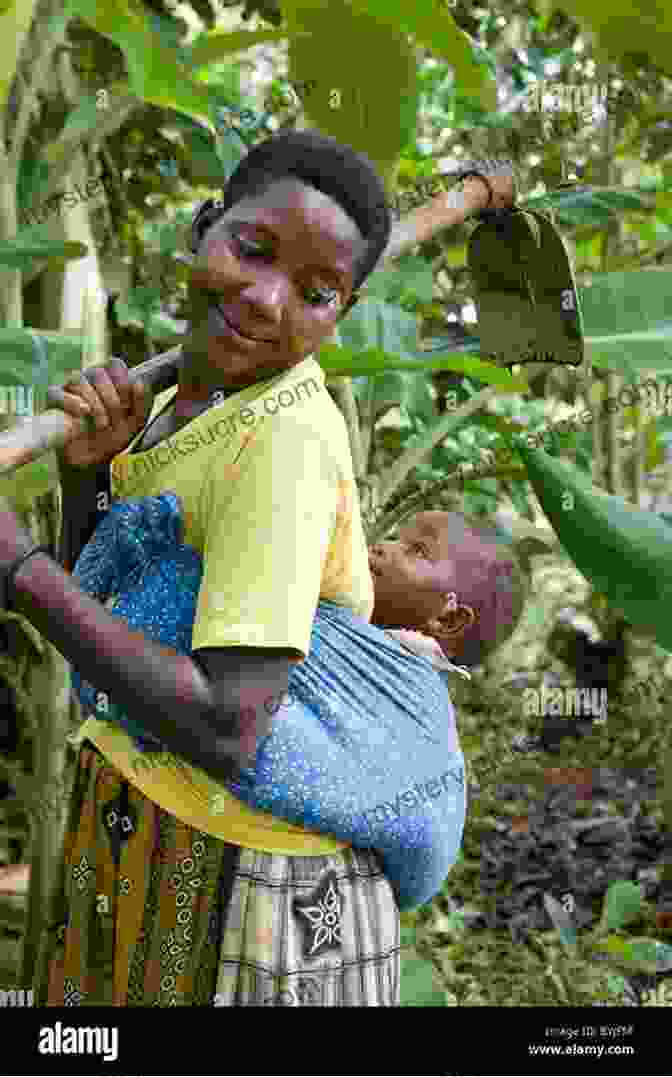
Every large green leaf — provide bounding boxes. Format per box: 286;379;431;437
522;186;651;228
0;330;85;397
350;0;497;111
213;124;249;184
514;439;672;651
365;370;437;425
64;0;217;132
317;343;529;390
337;296;419;357
587;327;672;373
577;269;672;373
284;0;419;190
180;124;229;187
0;234;88;272
364;254;435;305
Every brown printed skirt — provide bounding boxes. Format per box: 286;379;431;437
33;742;400;1006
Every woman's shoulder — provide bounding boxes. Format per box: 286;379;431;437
249;378;354;470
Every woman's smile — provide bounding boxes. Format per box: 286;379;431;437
211;302;275;348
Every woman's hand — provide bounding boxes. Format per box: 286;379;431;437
383;158;517;265
46;357;152;470
475;158;517;212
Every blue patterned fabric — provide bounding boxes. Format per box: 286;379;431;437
71;493;466;909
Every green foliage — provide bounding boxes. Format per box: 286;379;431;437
400;953;447;1005
189;29;292;70
513;438;672;650
63;0;218;131
547;0;672;77
349;0;497;111
0;456;59;515
576;269;672;374
114;287;183;341
591;932;672;977
365;255;435;308
0;233;88;273
0;329;84;395
3;0;672;1009
524;185;652;228
400;924;447;1006
337;296;419;358
285;0;419;189
41;93;103;167
319;303;528;390
602;880;645;932
169;115;230;187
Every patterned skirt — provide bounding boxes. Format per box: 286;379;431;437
33;742;400;1006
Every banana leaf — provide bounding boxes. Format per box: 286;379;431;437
514;439;672;652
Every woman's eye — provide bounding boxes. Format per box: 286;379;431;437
235;236;270;259
304;285;339;307
234;238;339;306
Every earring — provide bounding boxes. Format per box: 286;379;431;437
435;603;477;640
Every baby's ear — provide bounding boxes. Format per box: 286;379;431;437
435;602;477;639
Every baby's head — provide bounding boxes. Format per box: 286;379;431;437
368;511;526;667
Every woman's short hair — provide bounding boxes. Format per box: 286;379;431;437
190;129;392;291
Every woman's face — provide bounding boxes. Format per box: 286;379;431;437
184;177;368;392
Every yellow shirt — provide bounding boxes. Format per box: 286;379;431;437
68;356;374;855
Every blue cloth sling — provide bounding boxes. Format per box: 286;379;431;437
70;492;466;910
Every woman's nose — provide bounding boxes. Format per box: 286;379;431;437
240;269;289;326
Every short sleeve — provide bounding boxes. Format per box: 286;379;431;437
191;415;340;658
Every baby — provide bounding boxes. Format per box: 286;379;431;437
368;508;526;674
70;496;525;909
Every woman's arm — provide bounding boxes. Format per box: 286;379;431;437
9;550;292;785
381;167;515;265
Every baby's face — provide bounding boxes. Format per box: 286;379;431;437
368;512;462;629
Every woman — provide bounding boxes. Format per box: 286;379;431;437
0;130;510;1006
